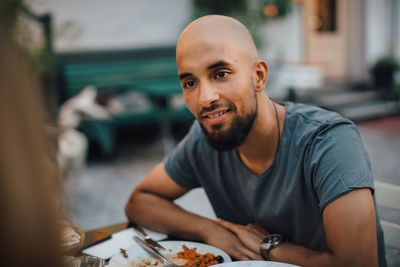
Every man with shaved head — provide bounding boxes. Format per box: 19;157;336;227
126;15;385;266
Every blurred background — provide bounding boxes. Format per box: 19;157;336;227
2;0;400;265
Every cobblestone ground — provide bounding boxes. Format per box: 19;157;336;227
358;115;400;267
64;116;400;266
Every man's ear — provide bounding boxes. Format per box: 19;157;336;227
253;60;268;92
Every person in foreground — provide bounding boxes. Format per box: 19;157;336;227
0;35;64;266
125;15;385;267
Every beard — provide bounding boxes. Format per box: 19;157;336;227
199;85;258;151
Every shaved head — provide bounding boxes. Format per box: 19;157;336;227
177;15;259;67
176;15;268;151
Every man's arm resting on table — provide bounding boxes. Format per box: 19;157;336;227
125;162;262;260
270;188;378;267
218;188;379;266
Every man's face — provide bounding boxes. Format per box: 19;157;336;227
199;83;257;151
177;38;258;150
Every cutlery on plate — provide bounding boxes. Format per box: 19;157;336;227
133;236;182;267
134;225;166;250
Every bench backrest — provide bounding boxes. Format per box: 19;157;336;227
56;47;180;103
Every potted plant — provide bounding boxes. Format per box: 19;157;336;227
371;54;399;88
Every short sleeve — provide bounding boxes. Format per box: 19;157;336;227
305;121;374;211
164;122;202;189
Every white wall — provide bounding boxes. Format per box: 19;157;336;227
29;0;399;81
258;4;305;64
30;0;304;61
261;0;400;82
31;0;305;58
366;0;400;64
31;0;192;52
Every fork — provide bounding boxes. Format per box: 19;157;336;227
133;236;183;267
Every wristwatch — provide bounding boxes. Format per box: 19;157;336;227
260;234;284;260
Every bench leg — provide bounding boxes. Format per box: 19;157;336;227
159;119;175;154
79;120;115;158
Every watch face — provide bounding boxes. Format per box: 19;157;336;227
263;234;283;247
260;234;284;260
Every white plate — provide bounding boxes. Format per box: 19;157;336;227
108;240;231;266
214;261;300;267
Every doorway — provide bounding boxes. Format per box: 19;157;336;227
304;0;366;82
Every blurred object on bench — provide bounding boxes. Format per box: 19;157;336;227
58;86;111;129
374;181;400;249
57;86;114;172
113;91;152;114
56;47;193;157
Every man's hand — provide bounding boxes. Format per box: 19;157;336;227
202;221;264;261
218;189;379;267
126;163;261;261
216;219;268;257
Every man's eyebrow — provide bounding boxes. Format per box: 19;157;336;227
179;72;193;80
207;60;231;70
178;60;230;80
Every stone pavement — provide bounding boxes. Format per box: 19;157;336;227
63;115;400;266
358;115;400;187
357;115;400;267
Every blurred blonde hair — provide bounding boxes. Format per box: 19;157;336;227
0;36;64;266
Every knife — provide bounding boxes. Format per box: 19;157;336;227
134;226;166;250
133;236;180;267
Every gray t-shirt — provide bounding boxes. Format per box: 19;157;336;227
164;102;386;266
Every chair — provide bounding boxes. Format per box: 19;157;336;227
374;181;400;249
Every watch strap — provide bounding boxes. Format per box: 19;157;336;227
260;234;284;261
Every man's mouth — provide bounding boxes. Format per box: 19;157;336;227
200;108;232;126
204;110;229;119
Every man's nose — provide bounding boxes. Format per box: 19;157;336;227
199;81;220;108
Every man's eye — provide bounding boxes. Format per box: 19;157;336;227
215;71;228;79
183;80;196;88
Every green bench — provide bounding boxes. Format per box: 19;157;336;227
56;47;193;156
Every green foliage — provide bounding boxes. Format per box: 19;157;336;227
193;0;292;18
29;47;56;77
0;0;24;34
372;54;400;72
193;0;247;17
192;0;293;48
0;1;55;76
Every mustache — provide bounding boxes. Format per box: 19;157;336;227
199;103;235;117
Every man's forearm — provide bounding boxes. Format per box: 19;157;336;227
126;191;278;260
125;190;214;242
269;242;377;267
269;242;333;267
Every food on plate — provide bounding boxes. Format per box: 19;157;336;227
107;257;162;267
120;248;129;258
108;243;225;267
135;258;163;267
176;245;224;267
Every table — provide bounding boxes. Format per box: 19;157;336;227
81;221;129;251
81;223;300;267
88;221;129;235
